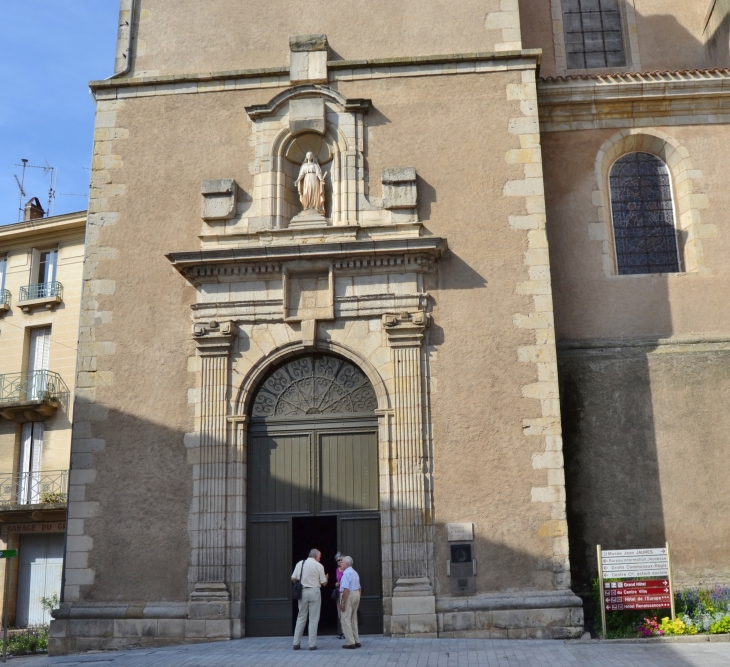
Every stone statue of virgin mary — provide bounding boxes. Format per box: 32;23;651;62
294;151;327;215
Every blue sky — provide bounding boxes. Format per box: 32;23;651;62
0;1;120;225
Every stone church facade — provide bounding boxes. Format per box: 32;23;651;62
49;0;730;653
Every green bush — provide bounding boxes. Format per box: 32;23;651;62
5;627;48;655
710;616;730;634
591;578;664;638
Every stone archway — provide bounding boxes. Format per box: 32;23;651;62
244;353;383;637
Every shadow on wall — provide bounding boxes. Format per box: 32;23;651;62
558;330;668;633
521;4;717;74
68;395;581;636
705;3;730;67
68;406;193;603
543;145;677;633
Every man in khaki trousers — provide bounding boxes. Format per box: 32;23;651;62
291;549;328;650
338;556;362;649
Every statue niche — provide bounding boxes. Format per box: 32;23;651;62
285;134;333;227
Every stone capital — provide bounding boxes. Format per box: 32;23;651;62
382;310;429;348
193;320;237;356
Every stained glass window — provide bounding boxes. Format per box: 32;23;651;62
562;0;626;70
610;153;680;275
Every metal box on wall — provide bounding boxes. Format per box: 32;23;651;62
446;523;476;594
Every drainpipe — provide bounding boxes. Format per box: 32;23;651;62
89;0;137;103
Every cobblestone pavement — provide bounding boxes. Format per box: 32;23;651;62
8;636;730;667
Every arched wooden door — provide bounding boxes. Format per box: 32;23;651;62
245;354;383;637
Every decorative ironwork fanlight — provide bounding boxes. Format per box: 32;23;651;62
252;355;377;417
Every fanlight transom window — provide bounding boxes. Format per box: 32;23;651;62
252;355;377;418
609;152;680;275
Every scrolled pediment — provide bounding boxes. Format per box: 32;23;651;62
245;85;370;121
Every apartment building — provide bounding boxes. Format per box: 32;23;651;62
0;206;85;626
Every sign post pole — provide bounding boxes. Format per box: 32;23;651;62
666;542;675;621
597;544;607;639
2;557;9;663
0;550;18;664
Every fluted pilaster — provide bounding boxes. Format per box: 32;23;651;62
382;311;433;582
192;321;237;588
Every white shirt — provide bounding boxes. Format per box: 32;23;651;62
340;566;361;591
292;558;327;588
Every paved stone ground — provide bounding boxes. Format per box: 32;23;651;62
7;637;730;667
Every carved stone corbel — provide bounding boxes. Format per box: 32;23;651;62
382;310;429;347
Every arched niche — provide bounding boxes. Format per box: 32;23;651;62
245;86;373;230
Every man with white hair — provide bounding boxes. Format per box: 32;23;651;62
338;555;362;649
291;548;328;650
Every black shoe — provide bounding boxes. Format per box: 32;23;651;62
343;644;356;649
293;645;300;650
309;646;318;651
355;643;361;648
337;634;345;639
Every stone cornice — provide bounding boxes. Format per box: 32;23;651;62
167;237;447;285
538;68;730;131
0;210;87;242
88;49;542;93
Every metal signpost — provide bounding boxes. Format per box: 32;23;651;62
0;550;18;663
597;543;674;639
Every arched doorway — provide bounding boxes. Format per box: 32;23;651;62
245;354;383;637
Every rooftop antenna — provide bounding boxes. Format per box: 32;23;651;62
43;159;57;216
13;159;57;218
13;159;28;222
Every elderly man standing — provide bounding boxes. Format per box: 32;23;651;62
291;548;328;650
338;555;362;649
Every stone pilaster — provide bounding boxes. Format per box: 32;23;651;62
382;311;437;637
190;320;237;624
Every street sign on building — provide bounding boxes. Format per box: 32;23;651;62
597;544;675;638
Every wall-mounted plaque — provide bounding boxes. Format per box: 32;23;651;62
446;522;474;542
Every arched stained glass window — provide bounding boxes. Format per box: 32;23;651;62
609;152;680;275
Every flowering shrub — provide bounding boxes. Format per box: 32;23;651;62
659;617;697;636
710;617;730;634
636;617;663;637
675;585;730;634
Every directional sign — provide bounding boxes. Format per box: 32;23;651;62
602;548;666;558
599;548;669;579
0;551;16;559
617;580;669;589
604;580;670;597
602;556;669;565
597;544;676;638
605;601;671;611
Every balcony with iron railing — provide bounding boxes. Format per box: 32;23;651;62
0;470;68;508
18;281;63;312
0;370;69;422
0;289;9;315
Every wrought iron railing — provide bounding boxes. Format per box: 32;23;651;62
0;370;68;405
0;470;69;506
19;281;63;302
0;290;9;307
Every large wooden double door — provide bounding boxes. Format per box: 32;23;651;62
245;355;383;637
